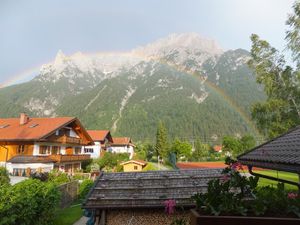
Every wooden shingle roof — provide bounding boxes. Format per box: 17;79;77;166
238;125;300;173
82;169;222;209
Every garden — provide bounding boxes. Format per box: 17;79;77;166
0;167;94;225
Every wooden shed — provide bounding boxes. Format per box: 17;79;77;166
82;169;222;225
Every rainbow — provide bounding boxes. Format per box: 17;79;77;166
0;66;40;88
146;56;261;136
0;51;260;136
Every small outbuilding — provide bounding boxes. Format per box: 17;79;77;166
120;160;147;172
82;169;222;225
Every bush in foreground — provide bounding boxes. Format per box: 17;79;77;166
0;179;60;225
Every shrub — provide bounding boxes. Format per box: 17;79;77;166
79;179;94;200
143;163;158;171
0;167;10;186
48;170;71;185
0;179;60;225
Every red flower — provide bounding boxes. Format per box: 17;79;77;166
164;199;176;214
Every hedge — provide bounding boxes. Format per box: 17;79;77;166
0;179;60;225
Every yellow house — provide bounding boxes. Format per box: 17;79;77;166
121;160;147;172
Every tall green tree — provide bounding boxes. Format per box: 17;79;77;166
222;136;242;157
191;138;210;161
155;121;169;159
240;135;256;152
248;1;300;138
222;135;256;157
170;138;192;161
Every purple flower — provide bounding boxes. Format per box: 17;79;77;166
164;199;176;214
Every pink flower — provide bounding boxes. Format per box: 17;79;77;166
164;199;176;214
288;192;298;199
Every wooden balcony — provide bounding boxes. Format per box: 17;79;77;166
54;135;84;145
49;154;90;163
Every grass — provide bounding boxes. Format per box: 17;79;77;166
53;201;84;225
255;170;299;190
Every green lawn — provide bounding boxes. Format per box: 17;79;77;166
54;203;83;225
255;170;299;190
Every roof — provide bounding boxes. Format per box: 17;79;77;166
213;145;222;152
87;130;111;142
238;125;300;173
176;162;226;169
111;137;135;146
0;116;93;144
8;155;57;163
120;160;147;166
82;169;222;209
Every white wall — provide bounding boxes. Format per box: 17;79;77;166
108;145;134;159
82;141;101;158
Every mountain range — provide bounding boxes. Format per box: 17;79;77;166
0;33;265;143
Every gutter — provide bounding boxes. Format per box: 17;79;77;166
247;165;300;191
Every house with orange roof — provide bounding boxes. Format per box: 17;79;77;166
213;145;223;153
107;137;135;159
0;113;93;175
82;130;113;158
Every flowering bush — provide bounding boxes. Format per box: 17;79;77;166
192;157;300;218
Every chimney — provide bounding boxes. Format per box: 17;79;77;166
20;113;29;125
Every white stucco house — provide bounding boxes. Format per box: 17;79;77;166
82;130;113;158
107;137;135;159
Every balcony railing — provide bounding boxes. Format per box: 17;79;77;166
49;154;90;163
54;135;84;144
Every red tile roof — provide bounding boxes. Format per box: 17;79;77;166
111;137;134;146
87;130;110;141
0;116;93;143
213;145;223;152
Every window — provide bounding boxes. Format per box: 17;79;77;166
39;145;50;154
84;148;94;153
134;166;138;170
17;145;25;154
29;123;38;128
51;146;61;155
74;147;81;154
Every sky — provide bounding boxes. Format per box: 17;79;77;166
0;0;295;86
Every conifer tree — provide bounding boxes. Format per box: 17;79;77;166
155;121;169;159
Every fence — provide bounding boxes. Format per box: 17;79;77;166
58;180;79;208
